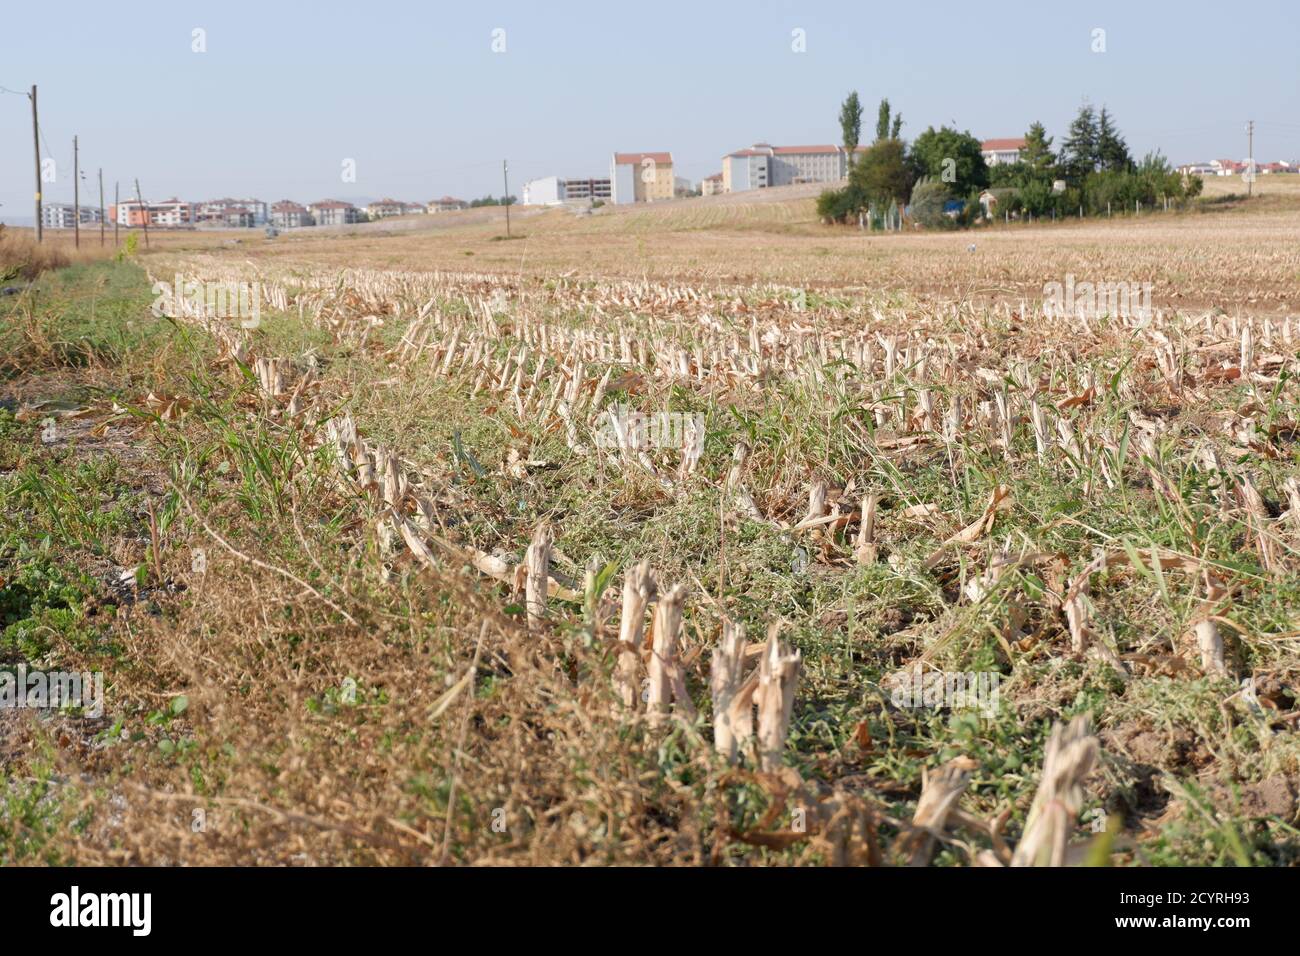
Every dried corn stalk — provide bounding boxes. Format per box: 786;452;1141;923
710;620;756;764
524;523;553;631
615;561;654;709
755;626;801;772
647;583;691;728
1010;716;1099;867
855;494;879;564
895;758;975;866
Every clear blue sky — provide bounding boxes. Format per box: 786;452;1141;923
2;0;1297;221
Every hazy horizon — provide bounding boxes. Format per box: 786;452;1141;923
2;0;1298;224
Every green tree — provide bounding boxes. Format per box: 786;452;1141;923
815;185;860;223
908;176;951;228
876;98;892;142
1096;107;1132;172
840;91;863;164
1019;179;1056;216
1022;121;1056;172
908;126;989;194
850;137;912;207
1060;104;1100;183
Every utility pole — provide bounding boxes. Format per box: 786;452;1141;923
98;169;105;245
30;85;41;242
134;178;150;248
73;136;80;248
114;181;119;246
502;159;511;238
1246;120;1255;197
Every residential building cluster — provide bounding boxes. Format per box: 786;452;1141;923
524;143;869;206
36;137;1294;231
979;140;1298;178
522;152;679;207
39;202;103;229
1177;159;1297;176
36;196;473;230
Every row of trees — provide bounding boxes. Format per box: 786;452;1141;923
987;106;1201;218
820;94;914;224
819;95;1202;228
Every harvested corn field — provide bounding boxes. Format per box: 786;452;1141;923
3;203;1300;869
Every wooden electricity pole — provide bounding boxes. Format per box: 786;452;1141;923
502;159;511;238
30;85;42;242
1246;120;1255;198
98;168;105;245
73;136;80;248
134;178;150;248
114;182;119;246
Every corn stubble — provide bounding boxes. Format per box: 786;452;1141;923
13;240;1299;868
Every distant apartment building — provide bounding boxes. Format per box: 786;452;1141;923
428;196;468;213
611;152;674;204
523;177;562;206
1205;158;1296;176
308;200;361;226
195;198;268;227
769;145;849;185
195;198;267;228
40;204;75;229
40;202;102;229
980;138;1026;166
367;198;408;219
522;176;612;205
270;201;312;228
701;173;724;196
111;198;193;228
723;148;769;192
721;144;859;193
561;177;611;201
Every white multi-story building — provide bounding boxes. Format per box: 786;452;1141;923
270;201;312;228
40;202;102;229
195;198;267;228
522;176;612;205
523;176;563;206
722;148;770;192
308;200;361;226
770;145;847;185
980;138;1025;166
113;198;193;227
151;199;191;227
721;144;861;193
